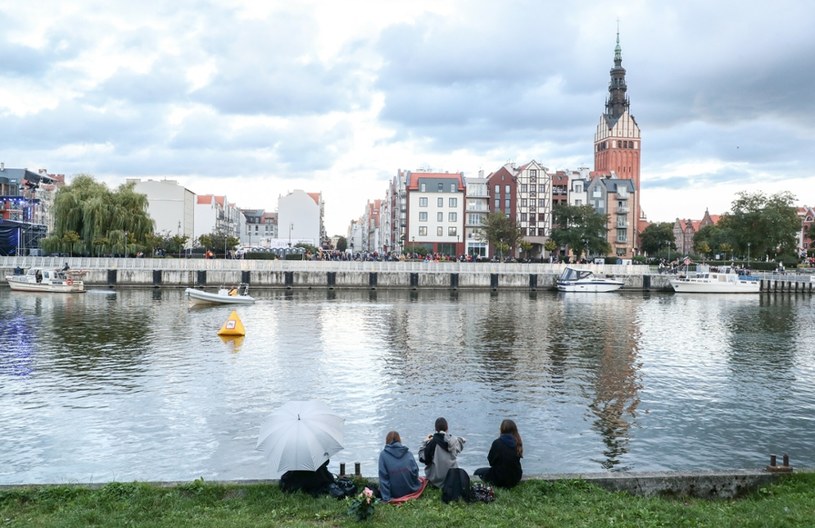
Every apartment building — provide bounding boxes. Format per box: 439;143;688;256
405;171;465;255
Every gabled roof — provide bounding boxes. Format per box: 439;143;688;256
307;192;321;205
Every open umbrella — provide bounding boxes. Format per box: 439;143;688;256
256;400;345;473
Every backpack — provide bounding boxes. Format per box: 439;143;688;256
441;468;473;503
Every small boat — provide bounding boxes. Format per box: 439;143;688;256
670;265;760;294
185;283;255;306
557;266;624;292
5;267;86;293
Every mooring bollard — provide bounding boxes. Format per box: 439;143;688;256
767;453;793;473
354;462;361;476
339;462;346;476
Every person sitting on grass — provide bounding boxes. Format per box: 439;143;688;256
420;417;466;488
474;418;523;488
378;431;424;502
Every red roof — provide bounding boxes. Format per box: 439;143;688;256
406;172;464;191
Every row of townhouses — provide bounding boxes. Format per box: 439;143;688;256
349;33;647;260
0;168;328;255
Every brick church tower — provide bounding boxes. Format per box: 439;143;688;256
594;31;642;253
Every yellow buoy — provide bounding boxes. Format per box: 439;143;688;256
217;310;246;336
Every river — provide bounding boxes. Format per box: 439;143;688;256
1;287;813;484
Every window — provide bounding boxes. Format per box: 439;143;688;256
419;226;427;236
437;212;443;222
469;213;481;224
538;228;546;236
575;184;583;193
505;185;510;194
450;183;456;192
419;197;428;207
575;199;582;206
539;184;546;193
616;228;627;242
421;183;426;192
538;199;546;208
520;198;527;207
419;212;427;221
437;197;443;207
520;184;528;193
437;183;443;191
448;226;457;236
504;198;510;210
449;197;457;207
437;226;443;236
494;198;500;209
494;184;499;194
520;213;527;221
530;169;537;177
448;212;457;222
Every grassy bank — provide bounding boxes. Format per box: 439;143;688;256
2;473;814;527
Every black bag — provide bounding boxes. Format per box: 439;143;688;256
469;483;495;503
441;468;472;503
328;476;357;499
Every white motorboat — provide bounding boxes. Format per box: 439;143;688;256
557;266;624;292
670;265;760;294
5;267;86;293
185;283;255;306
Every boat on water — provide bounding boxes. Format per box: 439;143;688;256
557;266;624;292
670;265;760;294
185;283;255;306
5;267;86;293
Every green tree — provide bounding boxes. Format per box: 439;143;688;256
198;232;240;257
479;212;523;258
719;191;799;260
639;222;675;257
44;174;154;256
336;236;347;252
551;204;610;260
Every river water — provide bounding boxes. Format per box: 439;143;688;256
1;287;813;484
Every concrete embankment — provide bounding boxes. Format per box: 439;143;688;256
2;256;812;292
0;256;680;292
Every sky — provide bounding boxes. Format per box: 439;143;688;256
2;1;813;236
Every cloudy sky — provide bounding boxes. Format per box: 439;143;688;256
2;1;813;235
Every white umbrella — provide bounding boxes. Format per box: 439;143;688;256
256;400;345;473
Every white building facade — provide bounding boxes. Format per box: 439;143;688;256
129;179;195;248
277;190;322;248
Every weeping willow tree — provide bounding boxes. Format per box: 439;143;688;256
41;175;154;256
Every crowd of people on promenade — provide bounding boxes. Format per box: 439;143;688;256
280;417;524;503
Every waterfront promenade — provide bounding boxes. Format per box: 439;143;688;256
1;255;812;292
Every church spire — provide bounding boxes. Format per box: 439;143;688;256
605;27;629;120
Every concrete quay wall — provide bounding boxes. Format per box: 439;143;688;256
2;256;812;292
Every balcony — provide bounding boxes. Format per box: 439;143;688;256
616;206;629;214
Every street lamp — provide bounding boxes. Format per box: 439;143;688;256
747;242;751;268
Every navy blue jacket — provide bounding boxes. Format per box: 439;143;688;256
378;441;421;501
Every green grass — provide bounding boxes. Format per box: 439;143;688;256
2;474;814;527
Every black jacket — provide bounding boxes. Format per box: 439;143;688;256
483;435;522;488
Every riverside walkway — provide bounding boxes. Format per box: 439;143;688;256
1;256;812;293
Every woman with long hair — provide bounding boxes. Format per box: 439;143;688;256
474;419;523;488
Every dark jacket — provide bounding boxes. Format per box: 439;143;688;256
279;459;335;496
482;434;522;488
378;441;421;502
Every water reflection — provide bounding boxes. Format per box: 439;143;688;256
1;288;814;484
